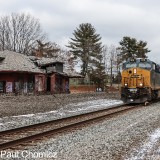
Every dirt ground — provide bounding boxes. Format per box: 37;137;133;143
0;92;120;118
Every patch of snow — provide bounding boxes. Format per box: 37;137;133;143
67;99;122;112
126;128;160;160
47;110;58;113
12;114;35;118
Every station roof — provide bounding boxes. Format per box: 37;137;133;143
0;50;45;74
0;50;83;78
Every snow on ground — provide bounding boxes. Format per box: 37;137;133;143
0;99;123;131
126;128;160;160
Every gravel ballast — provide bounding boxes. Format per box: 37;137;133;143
18;102;160;160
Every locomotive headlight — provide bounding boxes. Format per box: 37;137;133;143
124;83;128;86
139;83;143;86
133;68;137;74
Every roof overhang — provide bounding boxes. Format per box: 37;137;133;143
0;70;45;74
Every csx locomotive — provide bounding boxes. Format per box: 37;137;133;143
121;58;160;104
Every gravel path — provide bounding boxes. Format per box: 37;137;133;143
9;101;160;160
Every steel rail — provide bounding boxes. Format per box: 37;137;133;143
0;103;143;150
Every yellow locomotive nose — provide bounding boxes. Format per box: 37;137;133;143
122;68;146;88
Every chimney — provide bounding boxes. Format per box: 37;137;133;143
35;50;43;58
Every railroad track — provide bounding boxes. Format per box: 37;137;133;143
0;103;145;150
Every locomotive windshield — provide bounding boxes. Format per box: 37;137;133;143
126;62;137;68
124;59;153;70
138;62;151;69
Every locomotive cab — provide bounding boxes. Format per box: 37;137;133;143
121;58;160;103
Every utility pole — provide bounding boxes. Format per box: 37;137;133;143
110;59;113;86
116;48;121;90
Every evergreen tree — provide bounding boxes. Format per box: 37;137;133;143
67;23;103;77
136;40;150;58
118;36;150;61
90;55;106;90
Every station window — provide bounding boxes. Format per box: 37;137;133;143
0;81;5;92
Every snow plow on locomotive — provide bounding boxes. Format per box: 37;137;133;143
121;58;160;104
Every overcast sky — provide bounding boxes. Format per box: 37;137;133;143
0;0;160;62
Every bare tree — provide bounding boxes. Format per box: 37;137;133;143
103;44;121;85
0;13;46;55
